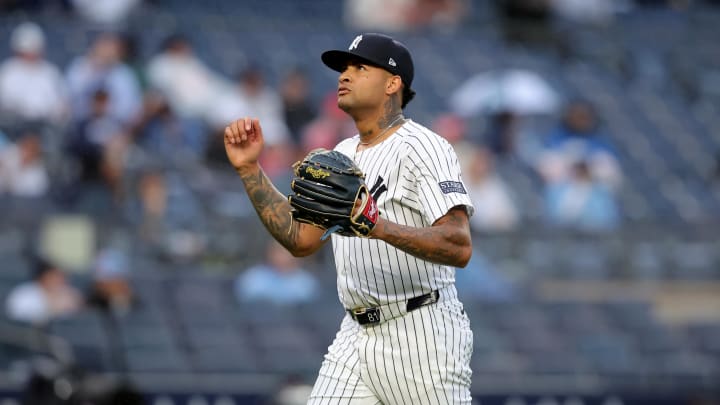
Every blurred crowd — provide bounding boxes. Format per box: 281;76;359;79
0;2;658;345
5;0;713;323
0;18;631;325
3;0;716;243
0;21;628;235
0;1;718;404
5;249;134;325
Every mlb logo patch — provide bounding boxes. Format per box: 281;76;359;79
438;181;467;194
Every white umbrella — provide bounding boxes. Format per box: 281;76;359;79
449;69;560;116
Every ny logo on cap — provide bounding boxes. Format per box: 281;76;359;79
349;35;363;50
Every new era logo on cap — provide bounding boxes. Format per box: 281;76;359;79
388;58;396;67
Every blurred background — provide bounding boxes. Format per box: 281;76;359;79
0;0;719;404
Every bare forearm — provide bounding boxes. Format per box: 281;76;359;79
372;214;472;267
236;164;301;251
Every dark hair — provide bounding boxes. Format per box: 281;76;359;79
92;87;109;101
161;33;190;52
401;86;416;109
118;32;139;63
238;64;263;83
31;257;56;280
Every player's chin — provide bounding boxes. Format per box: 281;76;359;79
337;97;353;113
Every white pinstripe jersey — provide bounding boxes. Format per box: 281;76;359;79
331;119;474;310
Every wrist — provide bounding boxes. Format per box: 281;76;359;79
369;216;385;239
234;162;260;177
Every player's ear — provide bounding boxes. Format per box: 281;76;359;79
385;75;402;96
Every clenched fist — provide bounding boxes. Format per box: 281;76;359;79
224;117;265;170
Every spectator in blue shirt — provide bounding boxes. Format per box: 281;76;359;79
455;251;517;302
235;241;319;306
537;100;623;190
545;160;620;232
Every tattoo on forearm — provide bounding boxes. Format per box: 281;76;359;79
239;167;299;249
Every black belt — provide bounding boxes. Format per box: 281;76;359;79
348;290;440;326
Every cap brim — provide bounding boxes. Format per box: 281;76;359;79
321;50;377;73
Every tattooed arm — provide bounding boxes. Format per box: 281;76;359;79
371;206;472;267
225;117;326;256
236;164;326;256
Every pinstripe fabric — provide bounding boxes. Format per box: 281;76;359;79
310;120;474;404
308;317;378;404
309;294;473;404
331;120;474;309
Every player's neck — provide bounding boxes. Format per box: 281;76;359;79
354;104;405;147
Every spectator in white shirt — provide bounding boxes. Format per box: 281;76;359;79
5;257;83;325
0;129;49;198
464;146;520;232
0;22;69;125
208;65;289;145
70;0;141;26
146;34;228;120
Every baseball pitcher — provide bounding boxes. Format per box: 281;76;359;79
225;33;474;404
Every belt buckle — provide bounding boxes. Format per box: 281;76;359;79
352;307;381;325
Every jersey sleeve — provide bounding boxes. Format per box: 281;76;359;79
407;137;474;225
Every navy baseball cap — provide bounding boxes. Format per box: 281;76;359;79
322;33;414;89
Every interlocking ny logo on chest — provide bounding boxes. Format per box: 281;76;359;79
370;176;387;201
